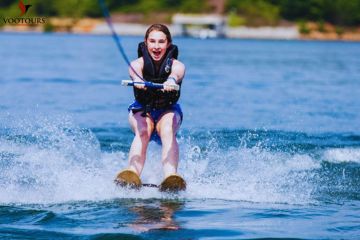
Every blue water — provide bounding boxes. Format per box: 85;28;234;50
1;33;360;239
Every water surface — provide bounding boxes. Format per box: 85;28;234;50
1;33;360;239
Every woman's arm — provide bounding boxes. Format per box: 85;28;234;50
168;60;185;84
163;60;185;91
129;58;145;89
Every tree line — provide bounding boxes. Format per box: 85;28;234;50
226;0;360;26
1;0;359;26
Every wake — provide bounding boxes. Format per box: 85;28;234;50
1;114;359;204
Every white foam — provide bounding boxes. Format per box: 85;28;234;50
0;115;323;205
322;148;360;163
181;146;321;204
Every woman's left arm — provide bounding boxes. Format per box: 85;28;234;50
163;60;185;91
168;60;185;84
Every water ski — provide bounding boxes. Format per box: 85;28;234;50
115;170;186;193
159;174;186;193
115;169;142;189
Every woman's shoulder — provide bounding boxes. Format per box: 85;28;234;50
130;57;144;68
173;59;185;69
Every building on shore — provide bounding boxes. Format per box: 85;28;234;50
172;14;226;39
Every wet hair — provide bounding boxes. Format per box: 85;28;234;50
144;24;172;43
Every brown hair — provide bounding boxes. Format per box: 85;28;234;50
144;24;172;43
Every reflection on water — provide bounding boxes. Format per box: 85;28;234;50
124;199;184;232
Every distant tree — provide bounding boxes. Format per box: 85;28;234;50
226;0;280;26
333;0;360;25
29;0;57;16
1;0;359;26
113;0;207;13
0;0;14;8
178;0;210;13
272;0;360;26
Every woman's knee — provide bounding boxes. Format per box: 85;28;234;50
130;113;153;140
159;123;176;139
136;126;152;141
158;113;180;137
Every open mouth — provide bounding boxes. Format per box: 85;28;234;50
152;50;162;60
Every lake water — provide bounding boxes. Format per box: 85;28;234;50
1;33;360;239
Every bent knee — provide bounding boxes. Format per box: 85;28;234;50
159;124;176;138
158;114;180;137
136;127;152;140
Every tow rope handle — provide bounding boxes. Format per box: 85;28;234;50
121;80;180;91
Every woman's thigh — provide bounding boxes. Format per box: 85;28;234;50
156;111;181;137
129;111;154;135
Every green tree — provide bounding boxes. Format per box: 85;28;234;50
272;0;360;26
1;0;360;26
29;0;57;16
226;0;280;26
333;0;360;25
0;0;14;8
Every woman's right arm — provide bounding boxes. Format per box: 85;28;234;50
129;58;146;89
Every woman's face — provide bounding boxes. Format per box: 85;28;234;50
146;30;169;62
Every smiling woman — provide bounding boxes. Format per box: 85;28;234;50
115;24;187;191
144;24;172;61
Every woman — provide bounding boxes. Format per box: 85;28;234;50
116;24;186;191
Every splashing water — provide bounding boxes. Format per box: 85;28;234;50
0;114;117;203
1;114;359;205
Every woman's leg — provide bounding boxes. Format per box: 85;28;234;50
156;111;182;178
128;111;154;176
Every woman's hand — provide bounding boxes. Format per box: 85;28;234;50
163;77;179;92
133;79;147;90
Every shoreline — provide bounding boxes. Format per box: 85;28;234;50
1;18;360;42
